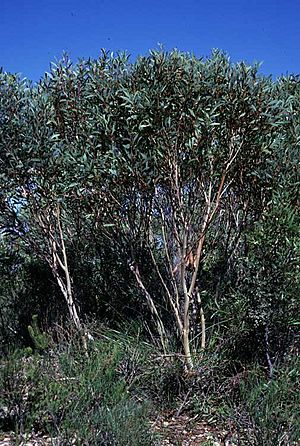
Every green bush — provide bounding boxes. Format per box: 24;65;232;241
0;348;39;435
27;315;50;353
0;333;156;445
226;356;300;445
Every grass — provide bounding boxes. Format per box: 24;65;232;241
0;327;157;445
1;323;299;445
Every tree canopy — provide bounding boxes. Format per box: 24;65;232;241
0;50;299;368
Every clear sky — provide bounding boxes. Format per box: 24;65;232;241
1;0;299;81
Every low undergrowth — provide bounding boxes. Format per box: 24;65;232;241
0;326;157;445
226;355;300;445
0;324;299;445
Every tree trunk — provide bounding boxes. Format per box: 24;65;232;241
49;205;92;351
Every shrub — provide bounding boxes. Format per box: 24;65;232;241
0;332;156;445
226;356;300;445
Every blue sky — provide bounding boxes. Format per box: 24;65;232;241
1;0;299;81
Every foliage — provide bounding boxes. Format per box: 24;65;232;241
27;315;50;353
0;48;299;442
225;356;300;445
0;330;156;445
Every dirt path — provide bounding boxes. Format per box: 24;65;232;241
151;413;228;445
1;414;231;445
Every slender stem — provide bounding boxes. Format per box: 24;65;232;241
196;288;206;350
129;262;168;353
149;247;183;335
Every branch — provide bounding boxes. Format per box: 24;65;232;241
129;261;168;353
148;243;183;335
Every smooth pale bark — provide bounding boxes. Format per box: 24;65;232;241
129;262;168;353
46;205;92;351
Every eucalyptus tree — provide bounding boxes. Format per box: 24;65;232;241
0;70;84;336
0;52;136;344
102;50;282;367
0;69;88;341
0;51;288;366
